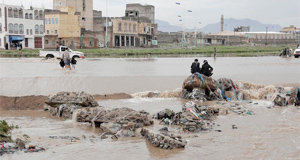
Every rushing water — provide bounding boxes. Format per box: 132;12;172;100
0;57;299;160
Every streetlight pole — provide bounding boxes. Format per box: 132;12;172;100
105;0;108;49
194;27;197;47
225;24;229;46
266;26;268;45
273;26;276;46
176;2;191;48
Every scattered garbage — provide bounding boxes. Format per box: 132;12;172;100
140;128;187;149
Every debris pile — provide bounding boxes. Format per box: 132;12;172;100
140;128;187;149
45;91;99;107
0;121;45;156
182;74;296;107
155;102;222;133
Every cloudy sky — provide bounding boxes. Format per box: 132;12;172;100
4;0;300;29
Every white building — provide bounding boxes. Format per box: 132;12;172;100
0;4;45;49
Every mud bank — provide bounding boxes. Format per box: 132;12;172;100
0;93;132;110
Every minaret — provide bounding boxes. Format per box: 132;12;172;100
221;14;224;32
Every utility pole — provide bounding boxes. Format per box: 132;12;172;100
194;27;196;47
265;26;268;45
105;0;108;49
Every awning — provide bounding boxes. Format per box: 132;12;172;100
9;36;24;42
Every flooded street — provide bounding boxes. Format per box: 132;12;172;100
0;57;299;96
0;57;300;159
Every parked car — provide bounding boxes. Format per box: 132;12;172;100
39;46;84;59
294;46;300;58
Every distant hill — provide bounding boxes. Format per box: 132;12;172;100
156;18;282;33
156;20;183;33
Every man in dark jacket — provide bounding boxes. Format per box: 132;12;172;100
191;59;201;74
200;60;213;77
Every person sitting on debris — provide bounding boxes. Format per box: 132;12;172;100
191;59;201;74
200;60;213;77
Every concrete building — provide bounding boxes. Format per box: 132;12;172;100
234;26;250;32
126;4;155;24
0;4;45;49
53;0;93;31
44;7;81;48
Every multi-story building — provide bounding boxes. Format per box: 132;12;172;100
44;7;81;48
126;4;155;24
53;0;93;31
0;4;44;49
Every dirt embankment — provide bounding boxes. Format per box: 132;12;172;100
0;93;132;110
0;96;48;110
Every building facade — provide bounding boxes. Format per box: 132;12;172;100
44;7;81;49
53;0;93;31
0;4;44;49
126;4;155;24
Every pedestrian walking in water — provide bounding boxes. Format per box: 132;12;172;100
62;48;71;70
71;57;77;69
18;49;22;59
213;48;216;59
200;60;213;77
191;59;201;74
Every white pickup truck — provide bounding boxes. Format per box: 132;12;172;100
294;46;300;58
39;46;85;59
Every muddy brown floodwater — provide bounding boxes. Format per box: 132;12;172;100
0;57;299;159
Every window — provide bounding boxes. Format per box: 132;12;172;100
45;40;48;44
45;19;47;24
25;13;28;19
14;24;18;34
39;10;43;20
29;13;33;19
0;8;2;17
133;24;136;32
118;23;122;31
144;26;146;33
35;25;39;34
0;23;2;32
8;8;13;18
40;25;44;34
30;29;33;35
124;23;128;32
47;30;49;34
19;24;24;34
148;26;151;33
27;29;29;35
52;18;54;24
14;8;18;18
49;18;51;24
83;0;86;11
19;9;23;18
129;23;132;32
34;10;38;20
82;17;86;21
55;30;57;34
56;18;58;24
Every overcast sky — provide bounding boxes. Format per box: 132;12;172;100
4;0;300;29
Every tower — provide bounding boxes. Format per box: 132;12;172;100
221;14;224;32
